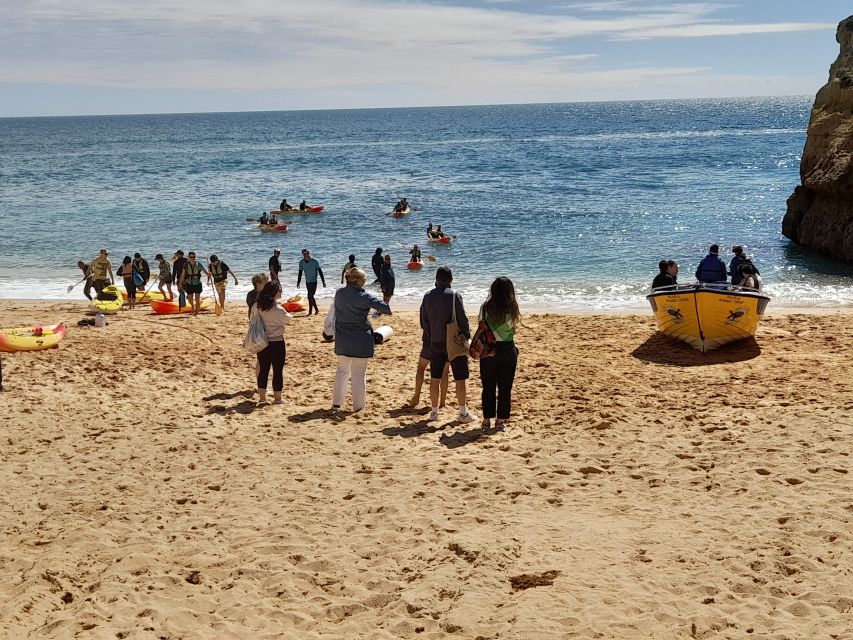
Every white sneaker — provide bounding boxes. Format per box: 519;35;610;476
457;410;476;424
429;408;440;421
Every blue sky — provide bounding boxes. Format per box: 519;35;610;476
0;0;850;116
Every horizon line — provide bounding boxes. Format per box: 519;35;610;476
0;93;813;121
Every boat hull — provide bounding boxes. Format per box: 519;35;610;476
646;285;770;353
0;322;67;352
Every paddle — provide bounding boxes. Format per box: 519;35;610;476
212;282;222;316
66;276;87;293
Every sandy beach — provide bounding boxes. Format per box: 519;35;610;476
1;299;851;639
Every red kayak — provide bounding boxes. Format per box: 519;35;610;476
271;205;324;214
150;298;212;314
407;261;424;270
259;224;288;232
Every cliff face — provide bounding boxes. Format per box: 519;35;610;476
783;16;853;261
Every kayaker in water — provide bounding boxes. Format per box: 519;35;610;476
341;254;357;284
393;200;404;213
179;251;211;316
77;260;94;300
258;211;270;225
90;248;114;294
279;198;294;211
299;200;308;211
409;245;422;263
435;225;447;238
269;214;279;226
209;254;239;311
296;248;326;316
426;223;439;240
155;254;174;301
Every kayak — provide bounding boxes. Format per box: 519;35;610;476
407;261;424;270
392;206;410;218
89;284;124;314
120;290;167;303
282;295;306;313
260;224;288;232
428;235;453;244
0;322;67;352
271;205;324;214
150;297;213;315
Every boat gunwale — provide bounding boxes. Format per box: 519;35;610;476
646;283;770;302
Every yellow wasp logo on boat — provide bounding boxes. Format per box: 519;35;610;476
665;306;684;323
726;308;748;323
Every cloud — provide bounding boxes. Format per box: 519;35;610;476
0;0;837;113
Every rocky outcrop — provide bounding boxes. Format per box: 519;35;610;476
783;15;853;261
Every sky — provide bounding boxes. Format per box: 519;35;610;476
0;0;850;117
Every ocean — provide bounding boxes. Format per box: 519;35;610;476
1;96;851;310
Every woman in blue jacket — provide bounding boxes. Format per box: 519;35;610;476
331;268;391;412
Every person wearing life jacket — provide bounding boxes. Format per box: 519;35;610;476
435;225;447;239
695;244;727;283
258;211;270;225
133;253;150;286
299;200;308;211
90;248;114;294
269;214;278;226
209;254;238;311
155;253;174;301
280;198;293;212
179;251;211;316
409;245;422;263
426;223;438;239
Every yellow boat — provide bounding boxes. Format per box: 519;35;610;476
0;322;67;352
89;284;124;314
646;284;770;353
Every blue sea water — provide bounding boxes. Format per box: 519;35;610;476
1;97;852;310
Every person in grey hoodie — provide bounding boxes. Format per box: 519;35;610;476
419;266;476;424
331;268;391;412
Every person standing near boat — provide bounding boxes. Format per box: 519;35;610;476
132;253;150;288
118;256;137;309
477;277;520;432
172;250;187;295
209;254;238;311
371;247;383;284
179;252;210;316
269;248;282;283
155;254;174;301
695;244;727;283
296;249;326;316
90;248;114;294
77;261;95;300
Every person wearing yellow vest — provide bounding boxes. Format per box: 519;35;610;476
178;252;211;316
209;254;238;311
89;248;114;294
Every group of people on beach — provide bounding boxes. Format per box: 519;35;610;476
245;264;520;430
652;244;762;290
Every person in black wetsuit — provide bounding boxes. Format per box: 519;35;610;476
172;250;187;295
299;200;308;211
280;199;293;211
77;260;94;300
371;247;383;284
269;248;282;282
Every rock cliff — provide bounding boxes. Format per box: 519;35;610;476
783;15;853;261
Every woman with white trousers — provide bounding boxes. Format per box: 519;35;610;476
332;268;391;412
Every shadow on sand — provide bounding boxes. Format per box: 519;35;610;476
206;400;260;415
288;408;345;423
632;333;761;366
203;390;254;402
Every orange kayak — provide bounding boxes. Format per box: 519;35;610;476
150;297;212;314
407;261;424;270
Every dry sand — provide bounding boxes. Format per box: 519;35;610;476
1;299;851;639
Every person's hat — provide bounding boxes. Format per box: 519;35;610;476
133;252;141;258
155;253;164;261
176;250;184;256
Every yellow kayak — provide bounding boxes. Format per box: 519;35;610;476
0;322;68;352
120;290;167;303
89;285;124;314
646;283;770;353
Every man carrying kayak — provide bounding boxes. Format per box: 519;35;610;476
77;260;95;300
179;252;211;316
209;254;238;311
90;248;114;294
297;248;326;316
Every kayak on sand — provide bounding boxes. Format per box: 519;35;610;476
150;298;213;315
0;322;68;352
